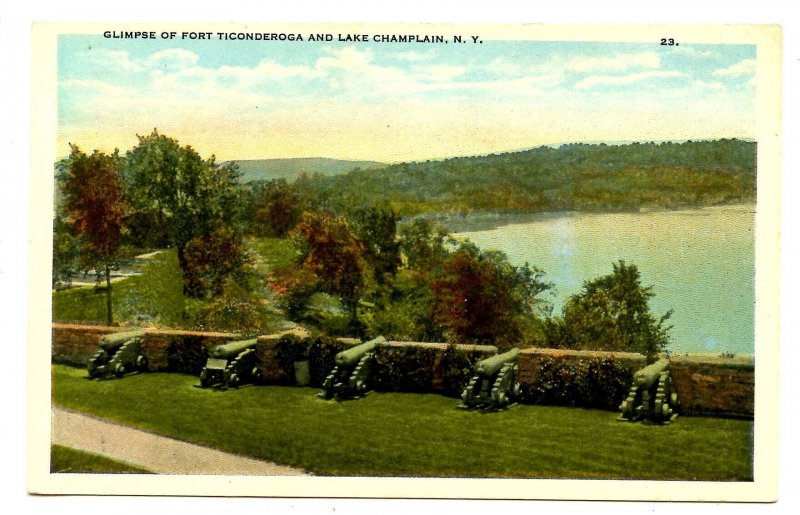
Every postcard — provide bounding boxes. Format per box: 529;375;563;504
28;22;781;501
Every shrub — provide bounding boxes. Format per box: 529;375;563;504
372;344;438;393
307;335;360;387
165;336;208;374
193;277;279;336
439;344;496;397
522;357;634;410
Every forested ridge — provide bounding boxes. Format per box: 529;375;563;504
294;139;756;215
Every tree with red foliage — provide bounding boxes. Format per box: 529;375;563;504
59;145;126;325
181;226;248;298
432;241;552;347
293;212;367;333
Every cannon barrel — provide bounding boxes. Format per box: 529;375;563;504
209;338;257;359
99;330;146;351
475;348;519;377
335;336;386;366
633;358;670;387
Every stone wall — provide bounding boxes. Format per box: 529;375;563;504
668;353;755;418
50;324;755;417
51;323;120;367
51;323;239;372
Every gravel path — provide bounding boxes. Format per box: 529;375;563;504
51;406;308;476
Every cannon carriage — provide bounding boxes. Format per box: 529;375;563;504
618;358;679;423
198;338;261;389
88;330;148;378
319;336;385;400
460;348;521;410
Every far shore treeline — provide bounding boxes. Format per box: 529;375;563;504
53;133;754;359
286;138;755;216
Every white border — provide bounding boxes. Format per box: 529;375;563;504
3;1;798;513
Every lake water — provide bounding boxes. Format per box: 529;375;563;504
448;205;755;354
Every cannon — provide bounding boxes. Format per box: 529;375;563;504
618;358;679;423
460;348;521;410
198;338;261;389
319;336;385;400
88;330;148;378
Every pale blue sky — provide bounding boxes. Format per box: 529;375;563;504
58;35;756;161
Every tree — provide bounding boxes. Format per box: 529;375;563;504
398;218;449;272
250;179;303;238
123;130;243;296
181;227;248;298
350;204;401;285
548;260;672;360
292;211;366;333
431;241;552;347
58;145;126;325
52;211;81;290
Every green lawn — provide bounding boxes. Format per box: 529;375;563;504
248;237;300;273
51;444;150;474
53;250;184;326
52;364;753;480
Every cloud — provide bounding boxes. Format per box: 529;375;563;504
565;52;660;73
691;79;727;92
416;65;466;82
82;49;145;73
575;70;690;90
712;59;756;77
60;79;128;95
395;50;435;62
673;46;718;58
486;57;522;76
144;48;199;70
317;46;373;71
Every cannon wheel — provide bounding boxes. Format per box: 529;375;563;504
199;369;209;388
228;373;240;388
251;367;263;383
114;362;126;378
136;355;148;372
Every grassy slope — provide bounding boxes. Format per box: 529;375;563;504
52;365;753;480
51;444;150;473
52;250;184;326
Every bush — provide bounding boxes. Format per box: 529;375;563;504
522;357;634;410
307;335;360;387
193;277;279;336
372;344;438;393
439;344;497;397
165;336;208;374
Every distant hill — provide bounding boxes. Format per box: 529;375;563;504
296;139;757;215
227;158;386;183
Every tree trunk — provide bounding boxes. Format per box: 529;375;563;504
105;263;113;326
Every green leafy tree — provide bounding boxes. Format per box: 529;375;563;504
431;241;552;347
52;211;81;289
548;260;672;360
350;204;401;285
58;145;126;325
398;218;449;271
123;130;242;296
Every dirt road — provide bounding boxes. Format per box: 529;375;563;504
51;406;308;475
